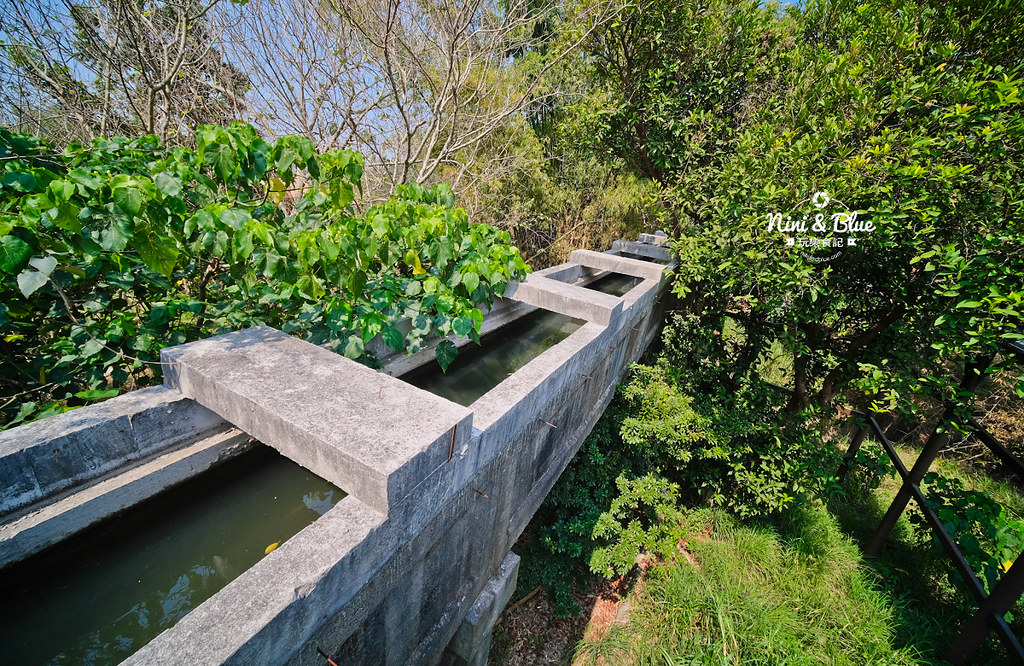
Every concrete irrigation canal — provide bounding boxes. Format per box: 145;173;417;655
0;237;673;665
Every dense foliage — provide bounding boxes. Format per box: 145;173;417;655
913;472;1024;602
673;0;1022;422
543;0;1024;420
518;0;1024;628
520;318;840;613
0;122;528;427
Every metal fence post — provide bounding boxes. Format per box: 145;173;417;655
946;550;1024;665
865;407;953;556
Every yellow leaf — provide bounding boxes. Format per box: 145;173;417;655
1002;560;1013;572
265;542;280;555
412;256;426;276
268;178;287;205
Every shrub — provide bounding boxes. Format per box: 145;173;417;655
0;123;529;427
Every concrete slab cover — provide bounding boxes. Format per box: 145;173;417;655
569;249;667;282
161;326;473;515
503;275;621;325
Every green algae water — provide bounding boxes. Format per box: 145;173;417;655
403;273;638;406
0;446;343;666
581;272;639;297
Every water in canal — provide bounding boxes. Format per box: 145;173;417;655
0;446;343;666
403;272;638;406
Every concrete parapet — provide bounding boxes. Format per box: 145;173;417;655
637;231;668;246
569;248;668;282
0;385;225;519
161;326;473;516
0;427;252;569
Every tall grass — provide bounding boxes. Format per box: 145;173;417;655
575;504;923;665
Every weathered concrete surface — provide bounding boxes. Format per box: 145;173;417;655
637;231;668;246
0;427;252;569
443;552;519;665
0;385;225;519
502;275;622;325
569;249;667;282
162;326;473;516
613;239;673;263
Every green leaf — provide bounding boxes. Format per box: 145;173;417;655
220;208;251;230
344;335;364;359
112;185;143;217
462;271;480;294
206;142;237;182
957;301;983;309
75;388;120;401
154;172;183;198
28;255;57;276
68;168;102;191
453;316;472;337
332;181;354;208
1;171;36;192
99;215;132;251
134;222;179;277
51;201;82;231
0;235;32;273
81;337;104;357
17;269;48;297
435;339;458;372
48;179;75;201
234;228;254;260
382;324;404;351
360;312;383;342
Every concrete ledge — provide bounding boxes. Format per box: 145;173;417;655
569;249;668;282
447;551;519;662
0;427;253;569
612;239;673;263
503;275;621;325
470;321;604;436
638;231;668;246
162;326;473;516
0;386;225;519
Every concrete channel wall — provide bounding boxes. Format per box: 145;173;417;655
0;238;673;665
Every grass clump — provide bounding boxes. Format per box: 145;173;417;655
575;504;923;665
